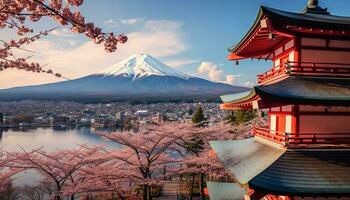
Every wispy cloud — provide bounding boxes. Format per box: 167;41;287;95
0;20;190;89
50;29;74;37
104;18;144;27
121;18;144;25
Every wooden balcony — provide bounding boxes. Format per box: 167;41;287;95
257;61;350;84
253;126;350;148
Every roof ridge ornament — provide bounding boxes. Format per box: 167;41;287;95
302;0;330;15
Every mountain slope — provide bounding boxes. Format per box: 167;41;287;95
0;54;248;102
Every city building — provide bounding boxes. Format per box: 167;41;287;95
211;0;350;199
0;112;3;125
152;113;166;122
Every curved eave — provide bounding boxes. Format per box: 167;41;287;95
227;6;350;61
254;77;350;106
220;77;350;110
228;7;265;55
227;53;246;61
220;90;259;110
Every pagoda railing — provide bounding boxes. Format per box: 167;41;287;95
257;61;350;84
252;126;350;148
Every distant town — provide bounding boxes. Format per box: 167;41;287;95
0;101;226;130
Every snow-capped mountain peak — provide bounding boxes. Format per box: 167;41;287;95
98;53;190;79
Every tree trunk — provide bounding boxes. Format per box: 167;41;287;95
189;173;195;200
143;185;147;200
200;172;205;200
117;193;126;200
143;185;149;200
148;185;152;200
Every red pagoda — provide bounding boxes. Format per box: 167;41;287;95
210;0;350;199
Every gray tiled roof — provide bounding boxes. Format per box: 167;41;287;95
210;138;285;184
211;138;350;196
221;77;350;106
250;149;350;196
206;181;246;200
255;77;350;105
262;6;350;31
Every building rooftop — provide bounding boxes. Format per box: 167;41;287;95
227;5;350;61
211;138;350;196
221;76;350;109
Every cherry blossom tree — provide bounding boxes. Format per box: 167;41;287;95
64;158;136;200
0;120;267;199
0;0;127;76
97;122;206;200
177;122;248;200
0;147;22;194
8;145;110;200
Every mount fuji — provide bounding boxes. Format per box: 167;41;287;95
0;54;248;102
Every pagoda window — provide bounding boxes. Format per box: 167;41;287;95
285;114;292;133
297;105;350;135
329;40;350;48
274;47;283;57
299;105;350;112
301;49;350;64
270;114;277;133
301;38;326;47
272;40;297;69
299;115;350;134
284;39;294;50
274;58;280;68
281;105;292;112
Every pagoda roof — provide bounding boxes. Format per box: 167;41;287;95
211;138;350;196
206;181;246;200
228;6;350;61
250;149;350;196
209;138;285;184
221;77;350;109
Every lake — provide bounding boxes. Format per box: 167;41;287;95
0;127;122;152
0;127;122;186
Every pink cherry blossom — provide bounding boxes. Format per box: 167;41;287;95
0;0;127;76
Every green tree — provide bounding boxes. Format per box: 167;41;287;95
191;105;205;125
189;104;206;200
225;109;257;125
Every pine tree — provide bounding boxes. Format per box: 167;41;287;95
225;109;257;125
191;105;205;124
225;111;236;125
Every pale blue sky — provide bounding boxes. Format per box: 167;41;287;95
1;0;349;88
